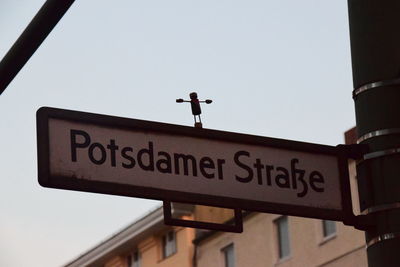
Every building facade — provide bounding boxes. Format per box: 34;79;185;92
194;213;367;267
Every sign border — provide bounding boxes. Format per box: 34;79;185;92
37;107;354;224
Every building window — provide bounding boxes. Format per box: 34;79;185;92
127;250;140;267
322;220;336;238
162;231;177;258
221;244;235;267
276;216;290;259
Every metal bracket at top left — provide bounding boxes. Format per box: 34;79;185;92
0;0;76;95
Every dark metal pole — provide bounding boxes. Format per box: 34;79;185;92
347;1;400;266
0;0;75;95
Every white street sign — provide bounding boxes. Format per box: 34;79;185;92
37;107;353;222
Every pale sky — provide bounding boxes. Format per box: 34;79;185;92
0;1;355;266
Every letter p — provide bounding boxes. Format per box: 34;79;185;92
70;129;90;162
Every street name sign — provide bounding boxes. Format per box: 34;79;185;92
37;107;353;223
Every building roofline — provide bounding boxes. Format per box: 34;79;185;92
64;205;164;267
64;203;193;267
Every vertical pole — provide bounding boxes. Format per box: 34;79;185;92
347;1;400;266
0;0;75;95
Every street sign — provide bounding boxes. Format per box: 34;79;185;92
37;107;353;223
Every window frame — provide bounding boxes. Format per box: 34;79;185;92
275;216;291;261
322;220;337;240
127;249;140;267
161;230;177;259
221;243;235;267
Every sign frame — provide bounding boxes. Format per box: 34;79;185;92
37;107;355;225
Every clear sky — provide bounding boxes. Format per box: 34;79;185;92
0;1;355;266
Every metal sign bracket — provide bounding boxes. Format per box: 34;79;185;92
352;214;376;231
163;201;243;233
337;144;369;160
